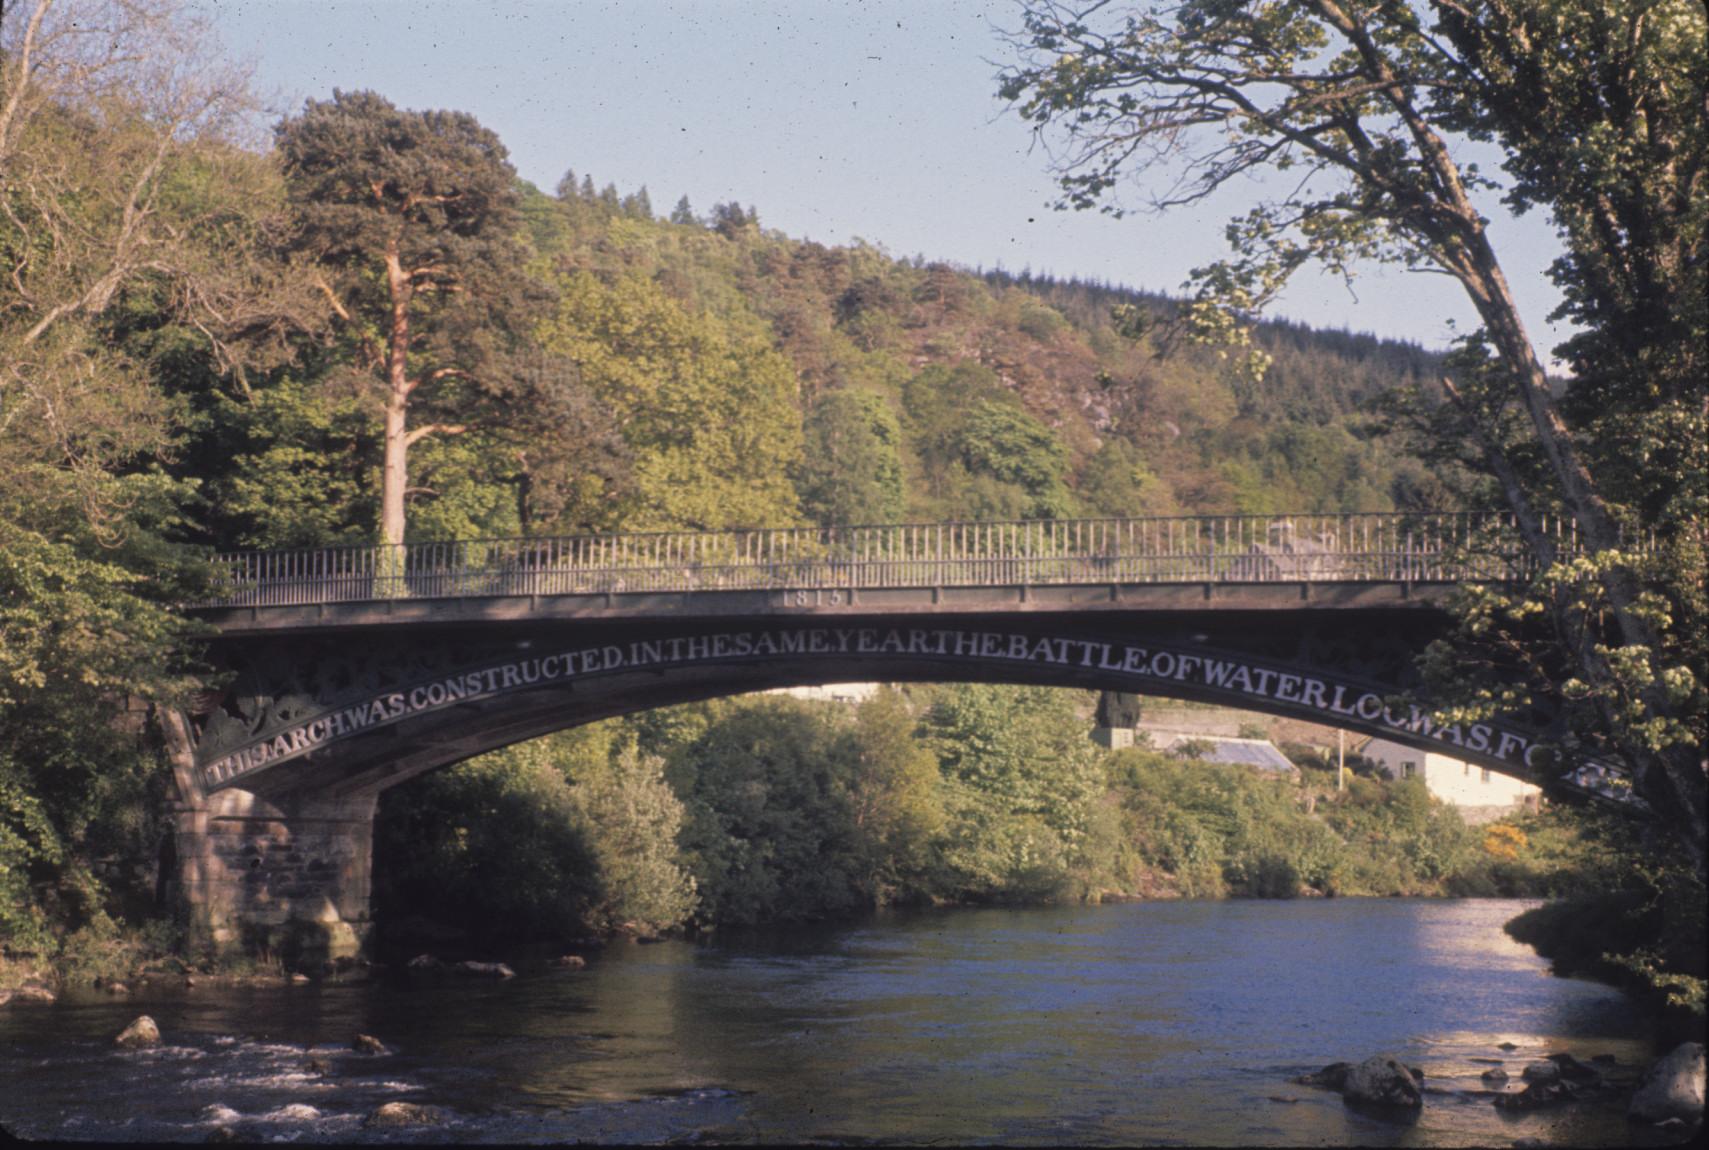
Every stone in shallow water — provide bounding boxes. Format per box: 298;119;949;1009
1481;1067;1509;1083
1292;1061;1351;1089
455;960;515;978
1520;1061;1560;1083
1494;1080;1572;1111
1543;1052;1600;1082
1342;1054;1424;1110
362;1102;447;1128
351;1033;388;1055
114;1016;160;1048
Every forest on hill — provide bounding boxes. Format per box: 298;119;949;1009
4;18;1691;1018
186;164;1454;554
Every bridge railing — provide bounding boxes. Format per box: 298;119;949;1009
192;511;1626;608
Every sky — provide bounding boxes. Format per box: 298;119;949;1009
198;0;1572;356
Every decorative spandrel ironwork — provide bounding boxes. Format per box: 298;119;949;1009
191;511;1636;609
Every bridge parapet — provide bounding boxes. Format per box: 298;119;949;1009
193;511;1619;609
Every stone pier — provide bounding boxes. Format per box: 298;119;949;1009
162;712;374;967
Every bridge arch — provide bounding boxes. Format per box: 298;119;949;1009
165;616;1625;967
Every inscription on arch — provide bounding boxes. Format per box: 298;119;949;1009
197;625;1627;801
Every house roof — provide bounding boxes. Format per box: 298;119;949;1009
1154;732;1297;771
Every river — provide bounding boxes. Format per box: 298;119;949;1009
0;899;1690;1145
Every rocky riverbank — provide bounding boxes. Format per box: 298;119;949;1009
1292;1043;1704;1140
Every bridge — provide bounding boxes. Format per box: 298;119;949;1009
164;512;1632;965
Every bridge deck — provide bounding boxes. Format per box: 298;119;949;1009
191;511;1601;625
195;580;1451;635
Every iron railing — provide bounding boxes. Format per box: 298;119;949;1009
189;512;1635;609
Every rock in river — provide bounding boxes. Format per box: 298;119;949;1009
1292;1061;1351;1090
1628;1042;1705;1127
455;960;515;978
1494;1080;1573;1111
1520;1060;1561;1083
351;1033;389;1055
114;1015;160;1048
362;1102;447;1128
1543;1052;1600;1082
1342;1054;1424;1110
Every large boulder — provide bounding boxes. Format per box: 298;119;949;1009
114;1015;160;1048
351;1033;389;1055
362;1102;447;1128
1629;1042;1705;1126
1520;1060;1560;1083
1342;1054;1424;1110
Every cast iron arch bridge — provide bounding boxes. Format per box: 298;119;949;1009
166;512;1636;962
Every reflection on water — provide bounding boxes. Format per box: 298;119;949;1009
0;899;1685;1145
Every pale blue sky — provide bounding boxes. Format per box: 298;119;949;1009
200;0;1570;355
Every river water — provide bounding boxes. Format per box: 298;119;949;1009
0;899;1690;1145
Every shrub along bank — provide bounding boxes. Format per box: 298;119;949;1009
369;686;1630;944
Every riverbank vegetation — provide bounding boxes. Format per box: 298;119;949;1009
1;0;1700;1023
368;688;1631;930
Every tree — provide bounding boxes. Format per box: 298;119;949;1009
1;0;310;951
568;742;697;933
274;89;540;549
670;194;698;225
2;0;316;538
999;0;1706;866
839;689;946;905
925;684;1109;898
710;201;758;239
538;270;803;530
953;400;1074;519
621;185;654;220
798;389;906;525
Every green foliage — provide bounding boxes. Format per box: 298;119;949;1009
275;88;546;547
187;377;377;549
798;389;906;526
1501;818;1705;1020
668;698;868;925
0;520;198;957
374;739;601;943
567;743;697;933
951;402;1073;519
923;684;1110;899
539;270;804;529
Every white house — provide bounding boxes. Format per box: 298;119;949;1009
1362;738;1540;822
